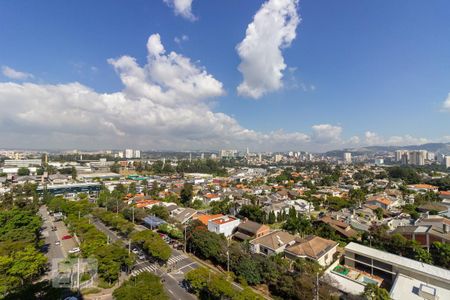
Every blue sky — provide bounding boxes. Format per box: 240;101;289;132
0;0;449;151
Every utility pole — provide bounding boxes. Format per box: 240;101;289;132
226;238;230;274
116;199;119;215
128;239;131;255
77;257;80;295
316;272;319;300
184;226;187;253
132;206;135;224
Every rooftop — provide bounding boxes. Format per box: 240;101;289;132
345;242;450;282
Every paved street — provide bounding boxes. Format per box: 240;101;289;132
91;217;197;300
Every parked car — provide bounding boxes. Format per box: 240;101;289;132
132;248;139;254
55;240;60;245
68;247;80;254
62;235;72;240
138;253;145;260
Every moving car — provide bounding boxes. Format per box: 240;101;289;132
62;235;72;240
68;247;80;254
55;240;60;245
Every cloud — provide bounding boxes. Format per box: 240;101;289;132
174;34;189;45
1;66;34;80
236;0;300;99
364;131;428;146
364;131;383;145
442;93;450;111
311;124;342;143
163;0;196;21
0;33;322;151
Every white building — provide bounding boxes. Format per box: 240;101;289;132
409;150;427;166
207;215;240;237
343;152;352;163
445;156;450;169
134;150;141;159
219;149;237;159
125;149;134;159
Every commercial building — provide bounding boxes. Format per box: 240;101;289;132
4;159;42;167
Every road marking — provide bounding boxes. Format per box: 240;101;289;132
178;262;196;271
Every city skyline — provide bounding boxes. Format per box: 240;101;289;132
1;0;450;151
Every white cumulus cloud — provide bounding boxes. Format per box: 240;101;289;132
0;34;322;151
311;124;342;143
1;66;34;80
236;0;300;99
163;0;196;21
442;93;450;111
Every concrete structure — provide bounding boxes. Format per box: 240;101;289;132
445;156;450;168
4;159;42;167
344;242;450;289
207;215;240;237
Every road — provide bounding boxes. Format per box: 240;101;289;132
91;217;197;300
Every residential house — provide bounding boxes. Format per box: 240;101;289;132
392;225;450;251
317;215;358;240
207;215;241;237
284;235;338;266
249;230;296;256
407;184;439;193
234;219;270;241
172;207;198;224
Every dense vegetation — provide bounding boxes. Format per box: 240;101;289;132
130;230;172;262
185;267;264;300
113;271;168;300
0;207;47;298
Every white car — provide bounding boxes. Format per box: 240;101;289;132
138;253;146;260
132;248;139;254
55;241;60;245
68;247;80;254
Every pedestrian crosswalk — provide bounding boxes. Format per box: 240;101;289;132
131;254;188;277
167;254;187;265
131;263;158;276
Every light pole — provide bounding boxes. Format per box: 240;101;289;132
132;206;135;224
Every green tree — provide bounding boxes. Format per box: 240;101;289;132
130;230;171;262
149;205;169;221
71;166;77;180
362;283;391;300
113;271;168;300
17;167;30;176
430;241;450;269
180;183;193;206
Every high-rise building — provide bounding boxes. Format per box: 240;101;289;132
395;150;408;161
445;156;450;169
219;149;237;159
343;152;352;163
274;154;283;163
118;151;124;158
409;150;427;166
134;150;141;158
125;149;134;159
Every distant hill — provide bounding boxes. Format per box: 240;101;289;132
325;142;450;157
